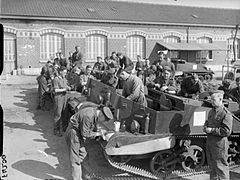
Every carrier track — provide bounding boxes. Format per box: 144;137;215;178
86;135;240;180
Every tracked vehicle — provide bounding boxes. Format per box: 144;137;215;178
68;78;240;179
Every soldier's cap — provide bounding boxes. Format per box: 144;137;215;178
163;66;172;72
102;106;113;120
158;50;168;55
209;90;224;96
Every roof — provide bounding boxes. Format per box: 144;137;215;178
156;41;227;51
1;0;240;27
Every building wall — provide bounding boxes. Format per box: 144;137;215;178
2;19;239;74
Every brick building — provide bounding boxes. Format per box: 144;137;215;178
1;0;240;75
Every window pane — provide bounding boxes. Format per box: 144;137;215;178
4;36;16;62
40;33;64;60
227;38;240;60
126;35;145;61
197;37;213;59
86;34;107;60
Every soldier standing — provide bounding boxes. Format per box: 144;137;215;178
72;45;83;68
203;90;233;180
52;66;71;136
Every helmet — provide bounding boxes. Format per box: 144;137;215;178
130;120;140;133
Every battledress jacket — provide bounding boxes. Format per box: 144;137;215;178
69;107;98;140
122;74;147;106
204;105;233;138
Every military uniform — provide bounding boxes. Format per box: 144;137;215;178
154;76;178;94
72;51;83;68
53;75;71;135
119;55;134;71
179;76;204;97
65;107;113;180
204;105;233;180
36;74;50;110
93;61;105;79
122;74;147;106
152;60;175;75
79;74;94;93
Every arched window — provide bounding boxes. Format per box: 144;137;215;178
86;34;107;61
227;38;240;60
163;36;180;58
4;33;17;74
197;37;213;60
40;33;64;60
126;35;145;61
163;36;181;43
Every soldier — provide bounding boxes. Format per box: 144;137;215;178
135;55;144;73
93;56;105;79
72;45;83;68
154;66;178;94
179;73;204;98
52;66;71;136
229;77;240;117
203;90;233;180
229;77;240;103
79;65;95;93
36;68;50;111
58;53;71;71
153;51;175;76
119;69;147;107
101;68;119;88
109;51;120;68
117;52;134;72
65;106;113;180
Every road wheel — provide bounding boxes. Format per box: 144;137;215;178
181;145;205;171
150;150;176;174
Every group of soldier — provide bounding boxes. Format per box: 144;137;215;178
36;45;240;180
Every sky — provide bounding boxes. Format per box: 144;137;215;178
112;0;240;9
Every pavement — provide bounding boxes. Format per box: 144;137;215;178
1;75;240;180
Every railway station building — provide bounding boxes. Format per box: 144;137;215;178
1;0;240;75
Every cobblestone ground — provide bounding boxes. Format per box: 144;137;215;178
1;75;240;180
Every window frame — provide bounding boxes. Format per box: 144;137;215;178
40;33;64;62
85;34;107;62
196;37;213;61
126;35;146;61
227;38;240;61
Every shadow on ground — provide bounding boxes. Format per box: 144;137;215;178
5;87;70;180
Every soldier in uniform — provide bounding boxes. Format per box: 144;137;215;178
179;73;204;98
93;56;105;79
229;77;240;117
153;51;175;77
36;68;50;110
52;66;71;136
79;65;95;93
72;45;83;68
117;52;134;72
153;66;178;94
109;51;120;68
119;69;147;107
101;68;119;88
203;90;233;180
65;106;113;180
